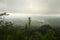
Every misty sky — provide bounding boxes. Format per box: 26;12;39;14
0;0;60;27
0;0;60;15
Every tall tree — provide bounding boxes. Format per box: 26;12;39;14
28;17;31;40
28;17;31;30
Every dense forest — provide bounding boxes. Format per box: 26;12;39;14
0;12;60;40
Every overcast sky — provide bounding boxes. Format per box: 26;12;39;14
0;0;60;14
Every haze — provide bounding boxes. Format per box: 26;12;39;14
0;0;60;15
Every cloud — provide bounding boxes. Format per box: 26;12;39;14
48;0;60;14
0;0;7;12
0;0;60;15
0;0;48;13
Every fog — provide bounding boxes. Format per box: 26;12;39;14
2;13;60;28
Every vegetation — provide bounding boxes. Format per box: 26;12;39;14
0;24;58;40
0;12;60;40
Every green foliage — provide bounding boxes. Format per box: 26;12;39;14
43;29;57;40
33;32;43;40
0;17;58;40
0;23;58;40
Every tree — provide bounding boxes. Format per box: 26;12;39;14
0;12;9;24
32;31;43;40
44;29;56;40
28;17;31;30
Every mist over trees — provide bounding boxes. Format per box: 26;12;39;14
0;12;60;40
